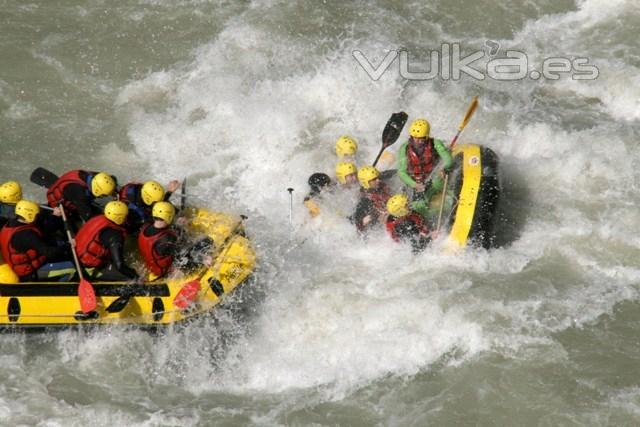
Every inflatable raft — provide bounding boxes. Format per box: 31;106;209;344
438;143;501;249
0;208;256;331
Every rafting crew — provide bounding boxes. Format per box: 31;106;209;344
46;170;117;223
397;119;453;204
118;179;180;234
0;168;225;282
0;200;72;282
75;200;138;281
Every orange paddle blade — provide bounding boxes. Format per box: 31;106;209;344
78;278;97;313
458;96;478;131
173;280;201;309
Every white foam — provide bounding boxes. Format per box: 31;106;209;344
209;273;487;395
502;0;640;121
114;0;640;398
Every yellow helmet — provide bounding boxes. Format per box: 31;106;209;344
15;200;40;223
141;180;165;206
409;119;430;138
104;200;128;225
387;194;410;217
91;172;116;197
335;136;358;157
357;166;380;189
0;181;22;204
335;162;357;184
152;201;175;224
0;264;19;284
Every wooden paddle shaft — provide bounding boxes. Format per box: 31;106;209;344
59;205;85;281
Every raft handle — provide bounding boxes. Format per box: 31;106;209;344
8;298;20;322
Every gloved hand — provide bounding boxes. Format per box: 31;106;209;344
120;265;138;281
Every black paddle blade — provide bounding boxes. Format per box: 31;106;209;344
180;178;187;211
29;167;59;188
381;112;408;147
106;295;130;313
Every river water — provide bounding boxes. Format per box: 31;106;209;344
1;0;640;426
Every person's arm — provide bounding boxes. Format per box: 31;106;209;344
0;204;9;228
353;197;375;231
163;180;181;201
154;233;177;257
424;178;444;202
434;139;453;171
13;230;69;259
396;142;418;188
63;184;95;222
419;139;453;198
410;200;430;218
303;195;320;218
101;228;137;279
125;204;146;234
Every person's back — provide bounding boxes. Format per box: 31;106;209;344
138;201;178;279
119;180;179;234
47;170;116;222
385;194;432;253
0;200;70;282
75;201;136;280
352;166;391;233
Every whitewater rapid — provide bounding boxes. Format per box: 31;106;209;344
1;0;639;425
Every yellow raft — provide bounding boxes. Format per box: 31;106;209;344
0;208;256;331
439;143;501;249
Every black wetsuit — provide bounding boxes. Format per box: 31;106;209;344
2;218;70;282
91;226;138;281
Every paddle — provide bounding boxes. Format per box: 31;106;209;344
180;178;187;212
108;215;249;313
436;96;479;231
60;205;97;313
29;167;59;188
372;112;408;168
173;215;247;309
287;188;294;225
105;281;138;313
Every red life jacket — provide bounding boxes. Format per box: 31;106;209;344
46;169;89;211
355;183;392;232
386;213;429;242
75;215;126;268
0;223;47;277
119;183;141;204
137;223;176;276
363;182;391;214
406;139;438;183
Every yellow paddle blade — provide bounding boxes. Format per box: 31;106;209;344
458;96;479;131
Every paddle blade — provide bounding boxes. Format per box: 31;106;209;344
29;167;59;188
180;178;187;211
458;96;479;131
78;278;97;313
381;111;408;147
106;296;130;313
173;280;201;309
